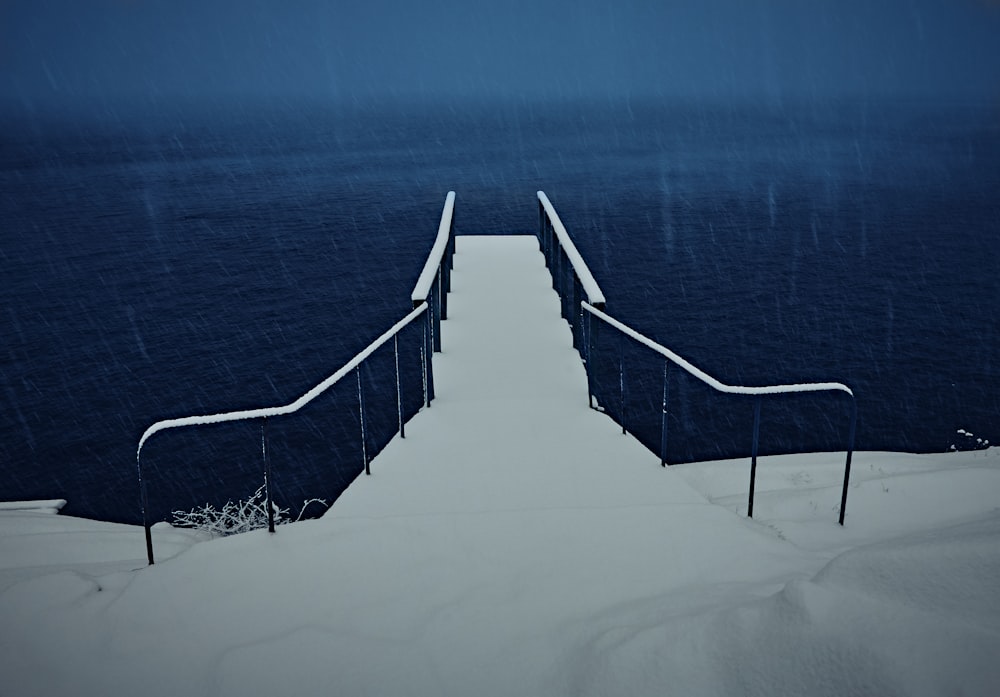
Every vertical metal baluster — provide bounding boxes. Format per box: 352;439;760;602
394;333;404;439
420;315;429;408
555;240;562;294
839;398;858;525
357;365;369;475
585;308;595;409
425;306;435;403
538;201;543;251
439;261;447;321
660;360;670;467
573;276;583;351
545;215;554;264
138;454;154;565
262;417;275;533
432;285;442;353
591;308;601;410
446;210;455;290
748;398;762;518
562;251;570;321
619;332;627;435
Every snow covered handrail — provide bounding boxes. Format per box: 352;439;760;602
583;303;853;398
411;191;456;352
412;191;456;305
537;191;605;306
582;301;857;526
136;302;433;565
537;191;607;353
137;303;428;458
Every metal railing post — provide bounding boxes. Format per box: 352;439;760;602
660;360;670;467
577;277;586;350
357;365;369;476
747;398;762;518
394;334;405;438
439;262;448;321
554;239;563;295
262;417;275;533
138;453;154;565
538;200;544;250
585;307;596;409
445;208;455;291
425;306;436;404
432;286;442;353
421;317;429;408
619;333;627;435
839;398;858;525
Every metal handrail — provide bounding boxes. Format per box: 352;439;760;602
135;303;430;565
583;303;854;398
582;301;857;525
412;191;456;305
412;191;456;354
536;191;606;360
537;191;605;306
136;303;428;458
137;192;457;565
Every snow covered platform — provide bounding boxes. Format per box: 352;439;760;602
2;235;1000;696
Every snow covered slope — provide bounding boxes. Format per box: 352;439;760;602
2;236;998;696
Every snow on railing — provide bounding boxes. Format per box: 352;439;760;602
136;304;429;458
581;301;857;525
136;192;457;566
536;191;605;353
136;303;431;565
584;303;854;399
412;191;456;353
534;190;855;524
537;191;605;306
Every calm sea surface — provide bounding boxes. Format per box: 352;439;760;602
2;97;998;523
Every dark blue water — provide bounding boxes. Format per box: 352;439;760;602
2;97;998;524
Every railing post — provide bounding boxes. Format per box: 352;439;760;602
262;417;275;533
432;286;442;353
660;360;670;467
439;261;448;321
572;276;583;350
554;238;562;294
585;307;596;409
357;365;369;475
839;398;858;525
748;398;762;518
138;454;154;565
425;305;436;404
446;205;456;289
394;334;405;438
420;314;429;408
542;215;555;264
538;200;544;251
619;333;627;435
561;250;570;322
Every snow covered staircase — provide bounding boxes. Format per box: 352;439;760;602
329;235;708;517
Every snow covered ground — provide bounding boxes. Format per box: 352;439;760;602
2;236;998;696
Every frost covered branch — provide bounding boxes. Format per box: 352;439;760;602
172;485;327;537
